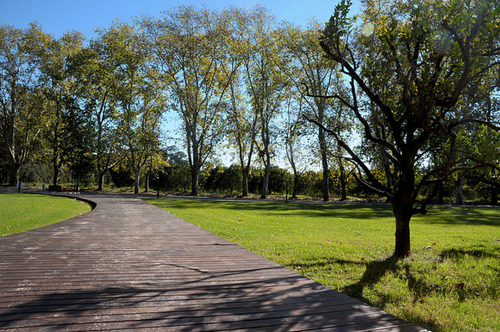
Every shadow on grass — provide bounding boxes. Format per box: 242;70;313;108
286;250;499;332
335;256;400;299
414;206;500;226
330;257;445;331
152;199;396;220
440;247;500;260
151;198;500;226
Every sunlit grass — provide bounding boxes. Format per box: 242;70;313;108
0;193;91;236
147;199;500;332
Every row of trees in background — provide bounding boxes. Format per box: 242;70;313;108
0;5;355;198
140;149;499;205
1;1;499;256
3;136;494;205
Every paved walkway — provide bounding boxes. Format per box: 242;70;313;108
0;195;427;331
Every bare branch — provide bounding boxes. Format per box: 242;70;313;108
300;82;356;109
352;169;394;198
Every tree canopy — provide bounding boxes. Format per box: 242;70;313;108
317;0;500;257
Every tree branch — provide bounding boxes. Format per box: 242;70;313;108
303;113;393;199
448;118;500;131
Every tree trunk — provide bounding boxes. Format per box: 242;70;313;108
52;135;60;186
52;162;60;187
455;175;464;205
145;170;151;193
292;171;299;199
260;152;271;199
339;171;347;201
134;169;140;195
319;128;329;202
288;139;299;200
392;184;413;258
393;205;412;258
8;163;20;187
52;102;61;187
438;183;445;204
97;171;105;191
338;153;347;201
190;165;199;196
242;166;249;197
76;174;80;192
381;148;393;193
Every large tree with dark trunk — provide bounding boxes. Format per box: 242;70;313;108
313;0;500;258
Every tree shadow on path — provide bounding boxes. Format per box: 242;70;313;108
0;267;421;331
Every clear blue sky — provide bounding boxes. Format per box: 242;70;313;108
0;0;361;40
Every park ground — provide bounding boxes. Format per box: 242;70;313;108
0;191;498;331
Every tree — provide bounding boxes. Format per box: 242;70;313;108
282;94;311;199
244;6;290;199
280;21;346;201
141;6;231;196
62;97;94;191
106;21;165;195
0;23;47;186
452;121;500;204
161;145;190;192
226;77;258;196
36;29;85;186
316;0;500;257
220;7;258;197
70;31;123;191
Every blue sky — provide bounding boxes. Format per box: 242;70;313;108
0;0;361;40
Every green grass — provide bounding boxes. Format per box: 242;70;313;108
0;193;91;236
147;199;500;332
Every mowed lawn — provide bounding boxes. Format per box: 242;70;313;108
0;193;91;236
147;199;500;332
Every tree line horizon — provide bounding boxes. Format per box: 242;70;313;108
1;0;499;257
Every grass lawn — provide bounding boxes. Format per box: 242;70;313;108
147;199;500;332
0;193;91;236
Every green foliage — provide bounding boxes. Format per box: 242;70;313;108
324;0;355;46
149;199;500;332
35;29;86;186
0;193;91;236
141;6;232;195
241;6;291;198
0;23;49;185
203;165;242;194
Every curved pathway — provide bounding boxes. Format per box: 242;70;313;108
0;195;427;331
